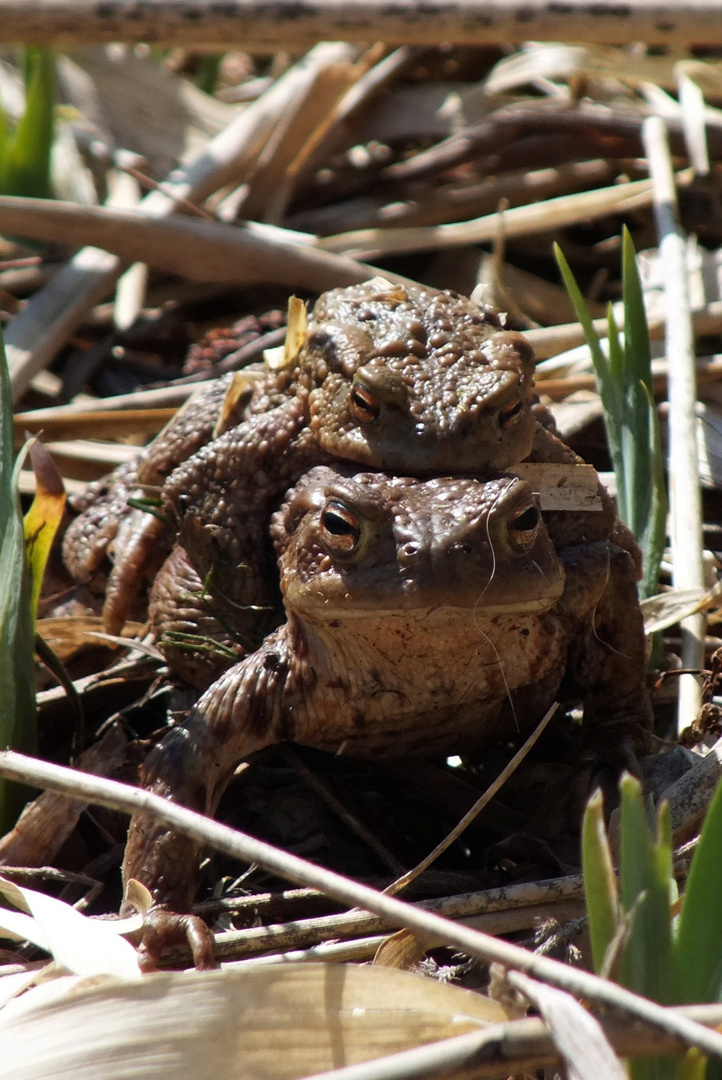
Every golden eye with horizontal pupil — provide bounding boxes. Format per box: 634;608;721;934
320;500;362;554
508;502;541;550
349;381;380;423
499;393;524;428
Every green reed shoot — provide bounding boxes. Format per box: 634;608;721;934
584;775;722;1078
555;228;667;598
0;326;36;831
0;47;55;198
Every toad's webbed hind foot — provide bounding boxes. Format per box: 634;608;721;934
131;906;217;972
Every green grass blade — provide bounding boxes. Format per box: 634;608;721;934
619;776;675;1005
622;225;653;395
554;242;611;381
0;325;36;829
556;234;667;598
0;95;9;171
555;243;629;515
606;304;629;522
0;47;55;198
582;788;622;975
197;54;222;96
639;383;668;599
674;775;722;1004
619;776;677;1080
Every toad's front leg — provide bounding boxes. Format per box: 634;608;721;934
121;638;288;969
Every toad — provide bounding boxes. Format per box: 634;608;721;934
62;278;538;634
123;466;651;968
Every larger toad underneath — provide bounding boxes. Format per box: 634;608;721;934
123;466;651;967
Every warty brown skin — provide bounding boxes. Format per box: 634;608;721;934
122;467;651;966
62;278;538;635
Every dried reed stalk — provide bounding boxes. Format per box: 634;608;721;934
2;0;720;48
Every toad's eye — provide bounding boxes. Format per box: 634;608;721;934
349;381;380;424
499;393;524;428
508;502;540;550
320;500;362;554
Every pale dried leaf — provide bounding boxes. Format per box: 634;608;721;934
63;49;237;178
510;463;602;511
0;907;51;950
264;344;286;370
123;878;153;916
0;963;511;1080
283;296;308;367
484;44;590;95
510;972;626;1080
0;877;141;980
0;969;45;1011
641;588;711;634
213;372;255;439
372;929;428;970
37;616;147;663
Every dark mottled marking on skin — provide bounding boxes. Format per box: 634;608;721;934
514;8;536;23
588;3;632;15
655;19;677;32
547;2;573;13
273;2;314;21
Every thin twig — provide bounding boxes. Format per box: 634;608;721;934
2;750;722;1060
643;115;706;732
384;704;558;896
2;0;721;47
206;897;586;964
317;174;678;259
526;299;722;360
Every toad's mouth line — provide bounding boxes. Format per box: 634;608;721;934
298;595;562;618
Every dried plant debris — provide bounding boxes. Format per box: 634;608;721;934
3;30;722;1078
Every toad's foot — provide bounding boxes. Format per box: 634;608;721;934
62;460;140;587
129;905;217;972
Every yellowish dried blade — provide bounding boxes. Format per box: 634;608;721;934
212;372;254;439
373;928;428;970
266;295;307;372
23;440;66;621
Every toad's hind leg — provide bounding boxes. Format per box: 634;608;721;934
164;399;327;611
560;541;652;766
149;543;281;688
